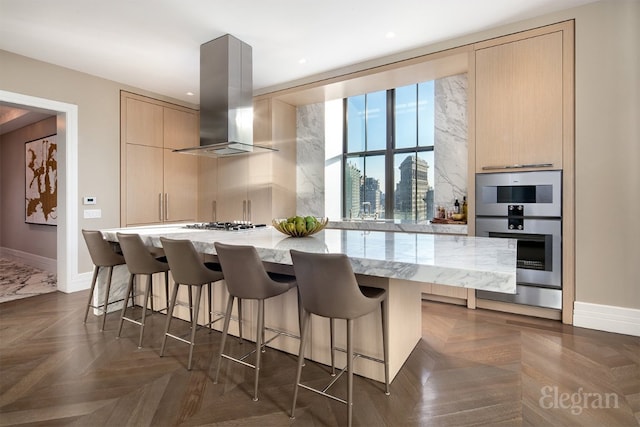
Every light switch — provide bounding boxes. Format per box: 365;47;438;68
83;209;102;219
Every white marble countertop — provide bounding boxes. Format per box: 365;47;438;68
101;224;515;294
327;219;468;235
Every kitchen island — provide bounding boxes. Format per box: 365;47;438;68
99;224;516;382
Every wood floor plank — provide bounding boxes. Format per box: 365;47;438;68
1;291;639;426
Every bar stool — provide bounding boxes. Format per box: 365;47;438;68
82;229;126;331
289;250;390;427
115;232;170;348
213;242;298;402
159;237;224;370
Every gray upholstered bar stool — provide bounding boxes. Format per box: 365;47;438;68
289;250;390;427
115;232;170;348
82;229;127;331
213;242;298;402
159;237;224;370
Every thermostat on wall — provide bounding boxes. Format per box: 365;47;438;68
83;196;96;205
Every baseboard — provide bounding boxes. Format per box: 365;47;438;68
573;302;640;337
0;247;56;273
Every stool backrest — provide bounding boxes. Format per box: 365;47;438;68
160;237;217;286
82;229;125;268
117;233;168;275
290;250;376;320
214;242;281;300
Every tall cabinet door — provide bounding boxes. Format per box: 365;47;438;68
475;30;563;171
124;97;163;147
126;144;164;225
163;149;198;223
164;107;198;150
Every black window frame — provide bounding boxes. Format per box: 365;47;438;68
342;84;435;220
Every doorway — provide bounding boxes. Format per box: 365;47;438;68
0;89;79;293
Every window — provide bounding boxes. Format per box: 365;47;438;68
343;82;435;220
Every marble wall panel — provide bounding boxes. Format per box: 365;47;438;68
434;73;468;212
296;103;325;217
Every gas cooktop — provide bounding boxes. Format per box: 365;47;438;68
184;221;267;231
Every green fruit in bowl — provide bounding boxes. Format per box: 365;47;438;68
272;216;329;237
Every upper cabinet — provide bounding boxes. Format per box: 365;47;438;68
474;22;573;173
121;91;199;226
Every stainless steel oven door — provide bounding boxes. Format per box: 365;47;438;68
476;217;561;288
476;170;562;217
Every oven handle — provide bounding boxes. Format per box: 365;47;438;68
481;163;554;170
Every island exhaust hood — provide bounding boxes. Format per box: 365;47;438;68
173;34;276;157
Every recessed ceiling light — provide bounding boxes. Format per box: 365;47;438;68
186;91;194;96
385;31;396;39
298;58;307;64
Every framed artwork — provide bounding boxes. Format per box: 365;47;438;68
25;134;57;225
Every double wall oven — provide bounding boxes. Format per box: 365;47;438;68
475;170;562;310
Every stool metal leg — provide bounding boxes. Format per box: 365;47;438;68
347;319;354;427
187;286;202;370
237;298;243;343
214;294;235;383
137;274;152;348
160;282;180;357
117;273;136;338
188;287;193;324
164;271;170;312
253;300;265;401
330;318;336;376
290;310;311;420
100;266;114;331
208;282;213;332
84;266;100;323
381;299;390;395
148;273;154;313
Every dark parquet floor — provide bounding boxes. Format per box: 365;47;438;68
0;290;638;426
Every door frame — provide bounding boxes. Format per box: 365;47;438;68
0;89;80;293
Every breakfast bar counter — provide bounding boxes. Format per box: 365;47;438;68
99;224;516;382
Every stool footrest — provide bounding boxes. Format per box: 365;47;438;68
333;346;384;365
165;332;193;345
297;382;348;406
221;353;256;370
121;317;143;327
219;328;296;367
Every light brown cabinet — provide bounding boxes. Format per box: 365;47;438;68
121;92;199;226
197;98;297;224
471;21;575;323
475;28;568;172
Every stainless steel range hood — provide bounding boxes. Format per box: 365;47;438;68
174;34;276;157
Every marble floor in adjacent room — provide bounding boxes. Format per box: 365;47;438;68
0;258;57;303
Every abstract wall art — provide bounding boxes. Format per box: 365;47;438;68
25;134;57;225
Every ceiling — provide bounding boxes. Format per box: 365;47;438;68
0;0;597;134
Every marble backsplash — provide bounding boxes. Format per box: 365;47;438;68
296;73;468;219
434;73;468;211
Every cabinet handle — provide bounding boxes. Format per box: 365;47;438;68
164;193;169;221
159;193;163;221
482;163;554;170
212;201;217;222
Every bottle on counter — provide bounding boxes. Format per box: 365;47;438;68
454;198;460;214
462;196;468;220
